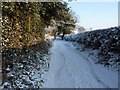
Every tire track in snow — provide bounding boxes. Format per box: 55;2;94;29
60;42;96;88
54;50;76;88
60;52;76;88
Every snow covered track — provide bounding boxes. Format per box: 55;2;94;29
43;40;118;88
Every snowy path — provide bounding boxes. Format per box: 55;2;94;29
43;40;118;88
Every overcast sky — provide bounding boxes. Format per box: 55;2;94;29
67;1;118;30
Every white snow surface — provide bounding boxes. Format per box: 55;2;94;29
42;40;118;88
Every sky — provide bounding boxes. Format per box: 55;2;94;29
67;1;118;30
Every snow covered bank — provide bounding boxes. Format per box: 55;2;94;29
1;41;52;89
64;26;120;71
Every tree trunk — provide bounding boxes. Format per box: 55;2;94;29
62;32;65;40
27;14;31;47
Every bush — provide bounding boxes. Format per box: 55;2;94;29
64;26;120;69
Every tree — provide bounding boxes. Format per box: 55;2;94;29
2;2;77;47
2;2;45;48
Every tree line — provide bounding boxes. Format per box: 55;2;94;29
2;1;76;48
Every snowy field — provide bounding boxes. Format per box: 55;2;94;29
42;40;118;88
